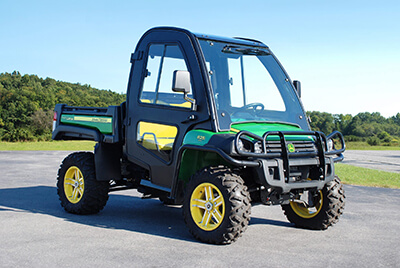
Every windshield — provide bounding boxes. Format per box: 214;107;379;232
198;39;309;131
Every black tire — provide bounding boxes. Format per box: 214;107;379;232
183;166;251;244
57;152;109;215
281;176;345;230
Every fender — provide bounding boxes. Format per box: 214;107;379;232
94;142;122;181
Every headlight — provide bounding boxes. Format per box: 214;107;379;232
237;138;258;153
254;141;263;153
237;139;245;152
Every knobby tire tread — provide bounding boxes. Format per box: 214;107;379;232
57;152;109;215
282;176;345;230
183;166;251;244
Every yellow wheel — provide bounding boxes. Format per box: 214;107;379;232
190;183;225;231
57;152;109;214
282;177;346;230
183;166;251;244
289;191;323;219
63;166;85;204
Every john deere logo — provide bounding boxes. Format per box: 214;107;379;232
287;143;295;153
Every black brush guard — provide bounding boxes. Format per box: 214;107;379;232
234;130;345;193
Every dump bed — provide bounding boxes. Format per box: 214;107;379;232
52;103;124;143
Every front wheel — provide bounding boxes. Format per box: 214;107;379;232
57;152;109;215
183;166;251;244
281;177;345;230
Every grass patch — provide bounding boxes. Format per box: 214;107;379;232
345;141;400;150
0;141;96;151
335;163;400;189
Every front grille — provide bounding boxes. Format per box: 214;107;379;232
265;140;317;154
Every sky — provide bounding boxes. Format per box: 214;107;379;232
1;0;399;117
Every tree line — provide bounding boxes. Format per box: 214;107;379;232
0;71;125;141
307;111;400;146
1;71;399;144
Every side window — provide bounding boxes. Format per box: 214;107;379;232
136;121;178;162
140;44;192;108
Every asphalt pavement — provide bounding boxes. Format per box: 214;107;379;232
343;150;400;173
0;151;399;268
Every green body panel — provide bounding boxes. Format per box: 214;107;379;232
179;122;310;181
182;122;309;147
177;150;229;183
231;122;301;135
182;129;216;146
60;114;113;134
232;122;311;141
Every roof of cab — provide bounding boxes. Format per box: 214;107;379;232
143;26;268;48
194;32;268;48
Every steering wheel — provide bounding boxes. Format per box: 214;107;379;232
232;102;265;116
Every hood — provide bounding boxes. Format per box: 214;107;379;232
231;122;310;141
183;122;309;147
231;122;302;135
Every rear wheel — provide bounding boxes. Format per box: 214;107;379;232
57;152;109;214
281;177;345;230
183;166;251;244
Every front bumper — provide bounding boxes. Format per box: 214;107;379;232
257;156;335;193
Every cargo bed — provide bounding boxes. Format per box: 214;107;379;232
52;103;123;143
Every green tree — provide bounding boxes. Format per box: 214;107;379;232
30;109;53;136
0;71;125;141
307;111;335;134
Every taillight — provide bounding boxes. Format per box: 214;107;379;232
52;112;57;132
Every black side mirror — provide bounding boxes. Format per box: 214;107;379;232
172;70;196;111
293;80;301;98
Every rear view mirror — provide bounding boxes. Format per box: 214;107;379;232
172;70;191;93
172;70;197;111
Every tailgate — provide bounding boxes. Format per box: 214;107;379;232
52;103;123;143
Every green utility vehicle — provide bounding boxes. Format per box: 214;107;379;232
53;27;346;244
